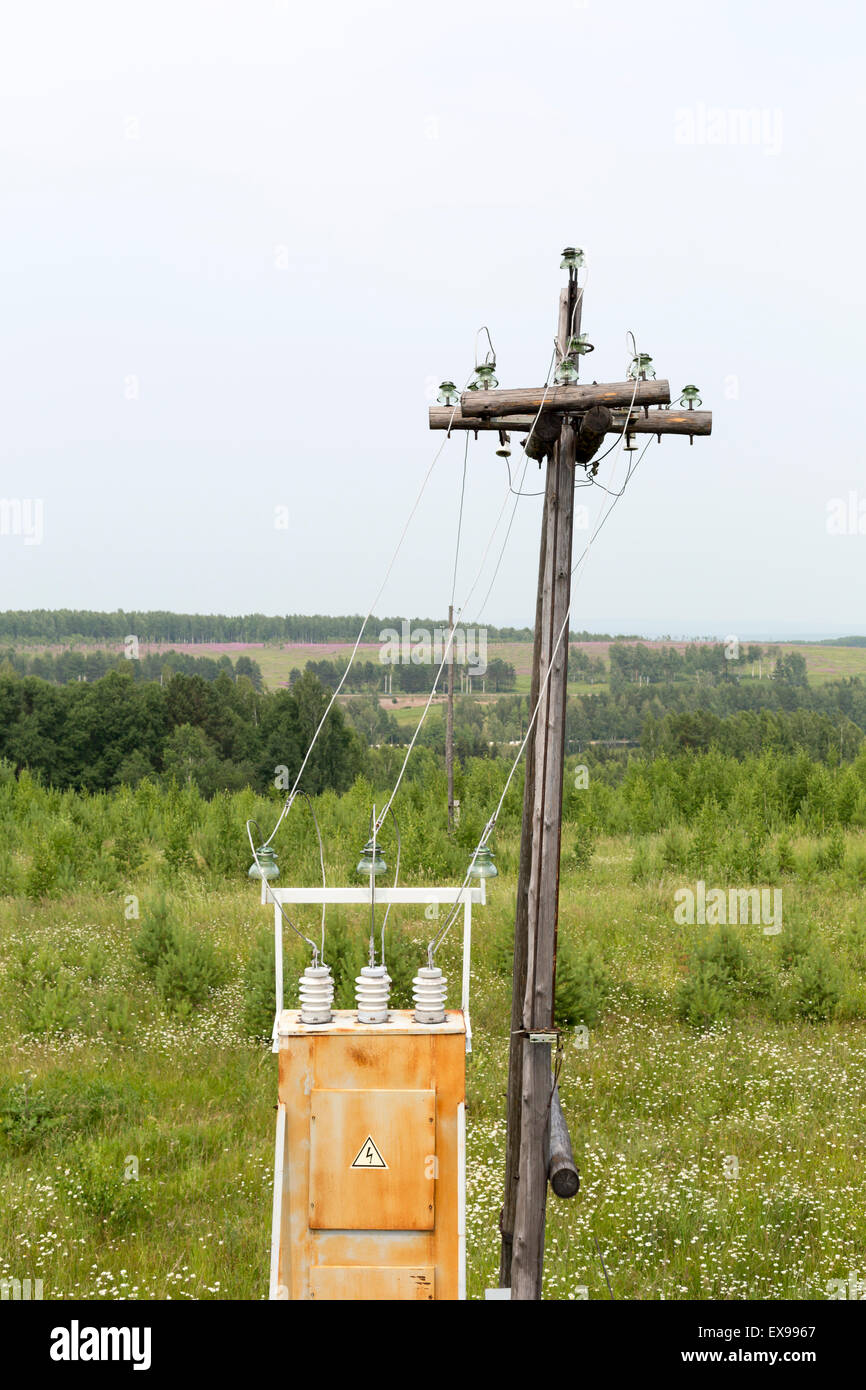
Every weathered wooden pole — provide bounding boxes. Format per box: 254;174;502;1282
446;602;455;830
498;500;547;1287
425;251;712;1297
503;276;579;1299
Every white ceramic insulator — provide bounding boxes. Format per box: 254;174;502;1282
413;966;447;1024
298;965;334;1024
355;965;391;1024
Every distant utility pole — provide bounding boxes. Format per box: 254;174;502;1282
447;602;455;830
429;249;712;1300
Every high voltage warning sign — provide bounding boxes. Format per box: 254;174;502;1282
351;1136;388;1169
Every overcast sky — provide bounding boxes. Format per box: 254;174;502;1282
1;0;863;638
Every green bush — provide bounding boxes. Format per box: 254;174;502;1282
816;828;846;873
153;930;230;1015
324;917;367;1010
572;817;598;872
110;797;146;876
68;1144;149;1230
629;838;654;884
9;943;84;1035
676;960;732;1029
790;947;843;1022
660;828;689;873
133;897;179;976
775;832;796;875
383;923;421;1010
779;917;813;972
554;940;610;1027
134;896;230;1014
161;802;197;877
0;1079;62;1150
242;928;277;1039
242;926;307;1039
0;850;21;895
676;926;777;1027
20;974;83;1035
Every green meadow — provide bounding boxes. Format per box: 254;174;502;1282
2;754;865;1300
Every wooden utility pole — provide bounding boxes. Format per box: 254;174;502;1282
428;248;712;1300
509;279;578;1299
446;602;455;830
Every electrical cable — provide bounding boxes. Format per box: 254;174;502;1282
372;343;563;835
426;422;654;963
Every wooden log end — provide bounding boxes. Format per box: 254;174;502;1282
549;1160;580;1199
546;1083;580;1199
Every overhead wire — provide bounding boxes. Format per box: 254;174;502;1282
254;385;474;855
426;346;649;961
373;342;564;835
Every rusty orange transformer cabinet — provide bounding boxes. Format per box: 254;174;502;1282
270;1009;466;1301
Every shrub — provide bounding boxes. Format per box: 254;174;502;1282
0;1080;61;1150
675;926;777;1027
110;798;146;876
779;917;813;972
242;928;277;1039
134;896;230;1015
816;828;845;873
161;809;196;876
790;947;843;1022
242;926;306;1038
0;850;21;895
660;828;689;873
572;817;598;872
844;850;866;888
775;832;796;875
68;1145;149;1230
324;917;367;1010
9;944;84;1035
20;975;84;1035
676;960;732;1029
382;924;421;1010
554;940;609;1027
133;897;179;976
201;792;244;878
153;930;230;1015
629;839;654;884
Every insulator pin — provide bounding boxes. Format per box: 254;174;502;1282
355;964;391;1024
412;966;447;1024
298;964;334;1024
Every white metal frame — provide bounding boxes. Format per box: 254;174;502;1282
263;882;486;1054
269;1102;287;1300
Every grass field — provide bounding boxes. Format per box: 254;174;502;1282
2;829;864;1301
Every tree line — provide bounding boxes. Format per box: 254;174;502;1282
0;647;263;688
299;656;517;693
0;609;651;646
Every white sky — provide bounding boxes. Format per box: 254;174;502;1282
1;0;863;638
